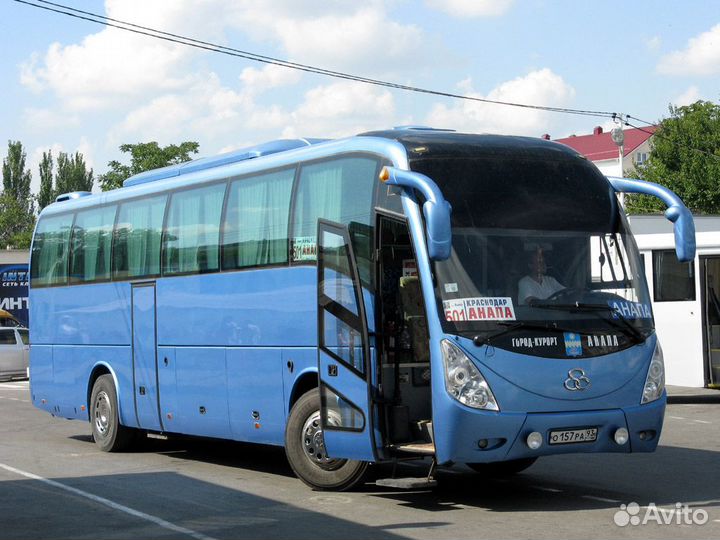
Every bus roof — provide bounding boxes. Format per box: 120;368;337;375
42;129;584;218
122;138;327;188
359;129;582;162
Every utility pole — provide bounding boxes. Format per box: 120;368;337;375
611;114;626;208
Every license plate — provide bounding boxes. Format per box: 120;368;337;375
548;427;598;445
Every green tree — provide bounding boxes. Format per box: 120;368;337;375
626;101;720;214
2;140;34;216
55;151;94;195
38;150;55;211
99;141;200;191
1;141;35;248
0;194;35;248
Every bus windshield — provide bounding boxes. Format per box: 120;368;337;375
411;154;654;357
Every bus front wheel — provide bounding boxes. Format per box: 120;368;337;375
90;374;136;452
285;389;368;491
466;457;538;476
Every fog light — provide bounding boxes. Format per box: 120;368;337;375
614;427;629;445
526;431;543;450
477;439;488;449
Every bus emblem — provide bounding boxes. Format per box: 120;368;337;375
564;368;591;391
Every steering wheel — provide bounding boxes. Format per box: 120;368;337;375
545;287;583;302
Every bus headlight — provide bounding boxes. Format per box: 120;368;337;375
441;340;499;411
641;342;665;404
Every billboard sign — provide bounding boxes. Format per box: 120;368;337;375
0;264;29;326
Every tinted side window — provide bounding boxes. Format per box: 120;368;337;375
113;195;166;279
163;184;226;275
291;157;378;263
653;249;696;302
70;206;117;283
30;213;74;287
222;169;294;270
0;330;16;345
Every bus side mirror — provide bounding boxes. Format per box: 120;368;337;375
607;176;696;262
379;167;452;261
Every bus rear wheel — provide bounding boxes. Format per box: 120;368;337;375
285;389;368;491
466;457;538;476
90;374;136;452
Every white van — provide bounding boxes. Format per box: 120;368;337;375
0;327;29;381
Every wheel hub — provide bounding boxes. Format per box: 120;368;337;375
301;411;343;470
94;390;111;436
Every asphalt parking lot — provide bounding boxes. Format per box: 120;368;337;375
1;380;719;540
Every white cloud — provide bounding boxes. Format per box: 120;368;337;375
645;35;661;51
425;0;514;17
112;75;239;142
233;4;425;75
18;0;239;111
20;1;425;118
657;23;720;76
673;86;702;107
19;52;43;93
22;108;81;132
425;69;576;135
21;28;192;111
109;71;293;149
239;64;302;96
282;81;397;139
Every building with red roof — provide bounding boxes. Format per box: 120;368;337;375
550;125;657;177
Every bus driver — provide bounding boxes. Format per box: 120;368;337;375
518;246;564;305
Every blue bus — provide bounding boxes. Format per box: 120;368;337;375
29;128;695;490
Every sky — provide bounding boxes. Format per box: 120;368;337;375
1;0;719;195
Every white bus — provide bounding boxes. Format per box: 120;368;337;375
629;215;720;388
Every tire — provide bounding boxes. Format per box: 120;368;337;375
285;389;368;491
90;374;136;452
466;457;538;476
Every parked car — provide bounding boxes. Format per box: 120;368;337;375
0;327;29;381
0;309;22;327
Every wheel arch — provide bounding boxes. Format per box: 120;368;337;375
87;362;123;422
288;369;319;413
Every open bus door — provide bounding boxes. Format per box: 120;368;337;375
316;220;378;462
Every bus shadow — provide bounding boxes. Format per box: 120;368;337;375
66;433;720;514
69;432;299;478
0;470;411;540
369;445;720;513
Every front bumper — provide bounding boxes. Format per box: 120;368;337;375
435;393;665;464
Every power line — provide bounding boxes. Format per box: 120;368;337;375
15;0;618;120
626;114;657;128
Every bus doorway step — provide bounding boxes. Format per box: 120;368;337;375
376;476;438;489
391;442;435;455
376;457;438;490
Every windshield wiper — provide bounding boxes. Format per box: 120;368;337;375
528;301;612;312
528;302;644;343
